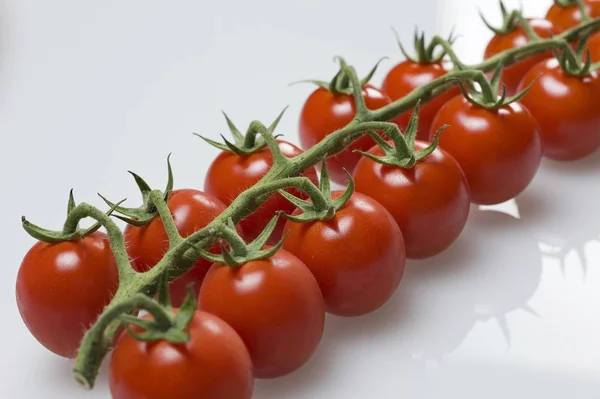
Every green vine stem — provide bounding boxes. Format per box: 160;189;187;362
57;15;600;389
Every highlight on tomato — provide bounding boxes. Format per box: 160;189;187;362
430;67;542;205
352;103;471;259
16;193;119;358
197;216;325;379
381;29;460;142
280;162;406;317
517;42;600;161
297;57;392;184
482;2;562;95
101;162;234;307
109;281;253;399
545;0;600;30
199;112;318;244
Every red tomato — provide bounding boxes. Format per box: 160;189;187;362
298;85;392;184
204;140;318;244
198;248;325;379
352;141;471;259
517;58;600;161
109;310;253;399
16;231;119;358
483;19;562;96
381;61;459;141
430;95;542;204
586;31;600;62
282;191;406;316
124;189;230;306
546;0;600;30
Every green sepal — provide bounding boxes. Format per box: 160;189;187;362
456;63;533;109
553;0;580;7
119;282;198;344
290;56;387;96
394;26;457;64
99;154;174;227
21;197;126;244
480;0;524;36
199;214;284;267
355;101;442;168
277;159;353;223
554;33;595;76
194;109;286;156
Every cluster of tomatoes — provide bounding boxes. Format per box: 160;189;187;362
14;1;600;398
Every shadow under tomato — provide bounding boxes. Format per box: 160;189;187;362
540;147;600;176
516;153;600;278
255;208;546;398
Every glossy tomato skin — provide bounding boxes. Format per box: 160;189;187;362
431;95;542;204
586;31;600;62
353;141;471;259
16;231;119;358
517;58;600;161
124;189;230;306
483;19;562;96
282;191;405;316
546;0;600;30
298;85;391;184
204;140;318;244
109;310;253;399
381;61;459;141
198;248;325;379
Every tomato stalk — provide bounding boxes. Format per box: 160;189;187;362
62;14;600;389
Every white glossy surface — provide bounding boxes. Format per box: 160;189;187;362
1;0;599;398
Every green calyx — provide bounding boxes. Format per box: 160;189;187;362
277;159;354;223
480;0;532;37
195;108;287;156
119;275;196;344
555;34;597;76
395;27;457;64
99;154;174;227
292;56;386;96
554;0;580;7
458;63;533;109
356;102;444;168
199;215;284;268
21;190;124;243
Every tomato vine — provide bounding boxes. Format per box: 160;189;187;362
16;1;600;391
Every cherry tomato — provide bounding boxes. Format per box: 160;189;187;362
483;19;562;96
16;231;119;358
586;31;600;62
381;61;459;141
298;85;392;184
282;191;405;316
198;248;325;379
352;141;471;259
124;189;231;306
430;95;542;204
204;140;318;244
517;58;600;161
109;310;253;399
546;0;600;30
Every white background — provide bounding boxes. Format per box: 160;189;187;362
1;0;599;398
